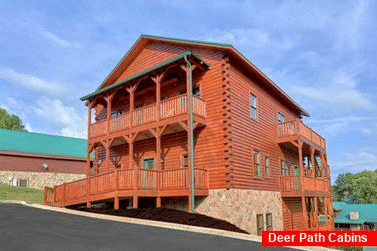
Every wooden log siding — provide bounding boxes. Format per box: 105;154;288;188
43;37;333;230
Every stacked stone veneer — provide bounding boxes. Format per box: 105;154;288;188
0;171;85;190
162;189;283;235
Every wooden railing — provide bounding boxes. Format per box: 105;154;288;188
280;176;330;193
110;112;131;132
91;119;107;137
280;176;301;192
89;94;206;138
133;104;156;126
277;120;326;149
45;168;208;206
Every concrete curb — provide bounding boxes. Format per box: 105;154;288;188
0;200;336;251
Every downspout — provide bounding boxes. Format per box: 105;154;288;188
184;55;195;213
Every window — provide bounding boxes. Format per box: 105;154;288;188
265;156;270;176
281;160;289;176
18;179;28;187
193;85;200;96
182;154;188;168
135;104;144;109
253;151;261;176
256;214;264;236
278;112;285;123
266;213;273;230
250;94;257;119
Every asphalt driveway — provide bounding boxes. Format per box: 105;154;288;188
0;203;293;251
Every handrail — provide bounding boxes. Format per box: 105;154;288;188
45;168;208;206
277;120;326;149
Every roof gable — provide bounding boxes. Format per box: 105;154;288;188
89;34;309;117
0;129;87;158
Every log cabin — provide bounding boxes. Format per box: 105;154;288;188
44;34;334;234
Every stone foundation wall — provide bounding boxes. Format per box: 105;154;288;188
162;189;283;235
0;171;86;190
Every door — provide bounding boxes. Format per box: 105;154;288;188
142;158;155;189
293;166;300;191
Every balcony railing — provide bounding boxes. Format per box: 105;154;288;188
277;120;326;149
45;168;208;206
90;94;206;138
280;176;330;194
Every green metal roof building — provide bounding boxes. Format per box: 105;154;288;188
333;201;377;230
0;128;87;158
0;129;88;189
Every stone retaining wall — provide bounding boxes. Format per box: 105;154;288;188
0;171;86;190
162;189;283;235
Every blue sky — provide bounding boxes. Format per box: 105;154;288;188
0;0;376;182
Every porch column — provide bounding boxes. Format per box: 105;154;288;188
105;141;110;172
86;103;93;178
127;84;138;128
301;196;308;230
105;94;114;134
314;196;319;227
298;140;308;229
309;147;316;178
152;73;164;122
183;59;195;213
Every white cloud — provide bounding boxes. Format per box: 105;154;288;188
292;70;376;112
33;97;87;138
39;31;80;48
0;67;66;96
200;28;295;54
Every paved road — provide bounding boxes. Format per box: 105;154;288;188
0;204;294;251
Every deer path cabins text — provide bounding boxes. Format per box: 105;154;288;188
44;35;334;235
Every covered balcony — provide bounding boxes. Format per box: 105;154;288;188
90;94;206;138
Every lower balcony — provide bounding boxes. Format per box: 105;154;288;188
44;168;208;207
280;175;331;197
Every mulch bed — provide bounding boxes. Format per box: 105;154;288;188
76;207;248;234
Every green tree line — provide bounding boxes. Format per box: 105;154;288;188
333;170;377;203
0;108;27;131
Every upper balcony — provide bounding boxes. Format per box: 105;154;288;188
89;94;206;139
277;120;326;150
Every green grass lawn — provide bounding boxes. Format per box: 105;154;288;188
0;183;44;204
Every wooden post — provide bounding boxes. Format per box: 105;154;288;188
301;196;308;230
298;141;308;229
156;134;161;191
86;176;91;208
44;187;47;205
152;73;164;122
114;169;119;210
62;183;66;208
105;141;110;172
310;147;316;178
54;185;57;204
133;196;138;209
87;105;92;138
156;197;161;208
182;59;195;213
314;196;318;227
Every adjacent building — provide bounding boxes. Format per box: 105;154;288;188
0;128;87;189
334;202;377;230
45;35;334;234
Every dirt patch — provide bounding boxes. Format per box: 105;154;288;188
76;207;248;234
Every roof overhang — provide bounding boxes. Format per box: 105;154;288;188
80;51;209;101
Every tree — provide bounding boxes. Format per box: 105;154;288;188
333;170;377;204
0;108;27;131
